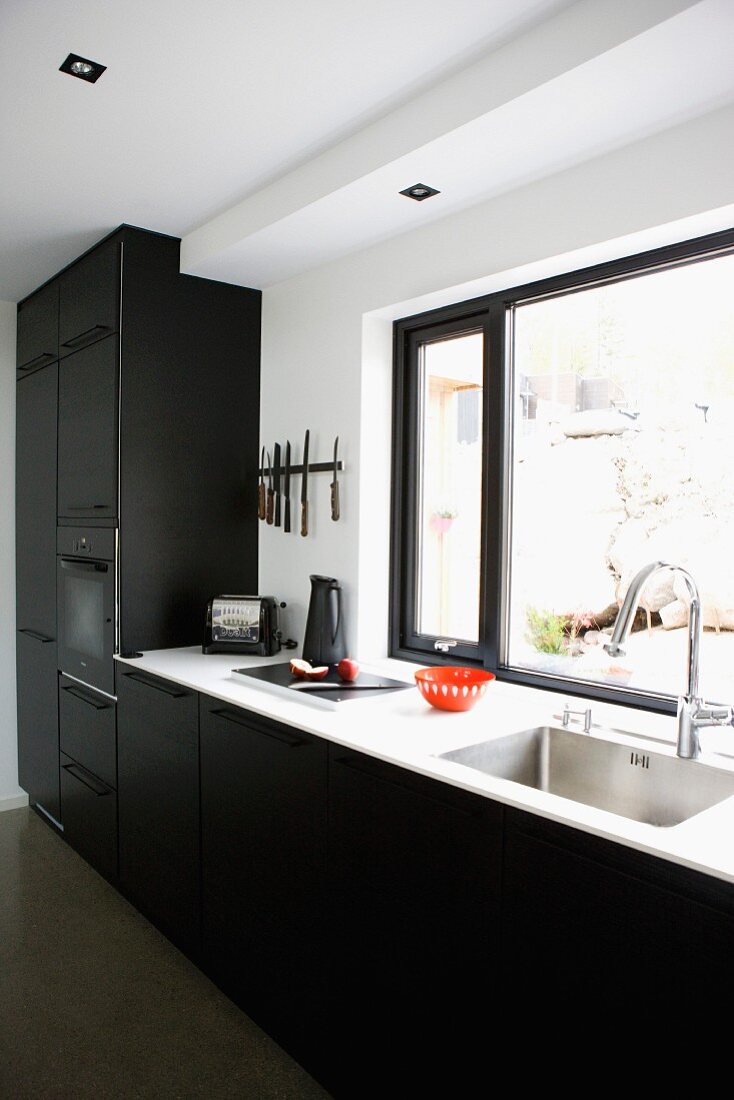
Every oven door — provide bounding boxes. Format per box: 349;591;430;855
57;556;116;694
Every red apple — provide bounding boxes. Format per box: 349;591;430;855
290;658;312;679
337;658;360;682
306;666;330;681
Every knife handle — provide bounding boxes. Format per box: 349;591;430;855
274;492;281;527
258;483;266;521
266;489;274;525
330;480;340;522
301;501;308;537
284;498;291;533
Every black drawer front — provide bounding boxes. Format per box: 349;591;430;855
116;667;198;727
59;675;117;789
60;751;117;881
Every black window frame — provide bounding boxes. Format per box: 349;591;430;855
390;226;734;714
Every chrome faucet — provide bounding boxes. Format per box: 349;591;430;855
605;561;733;759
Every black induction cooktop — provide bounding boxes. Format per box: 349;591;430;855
232;662;413;707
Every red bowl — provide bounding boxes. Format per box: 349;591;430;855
415;666;495;712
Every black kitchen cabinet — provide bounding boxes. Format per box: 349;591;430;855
327;747;504;1097
59;238;120;355
60;751;117;880
19;223;260;667
16;363;59;819
16;280;59;375
59;674;116;790
57;335;119;522
117;668;200;956
502;808;734;1008
116;239;261;651
199;698;328;1068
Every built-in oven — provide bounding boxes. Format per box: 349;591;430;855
57;527;117;695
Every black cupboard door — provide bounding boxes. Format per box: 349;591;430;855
17;281;59;375
59;238;120;356
199;699;328;1061
327;748;503;1097
16;364;58;635
57;335;118;521
502;809;734;1009
117;669;200;956
16;631;60;820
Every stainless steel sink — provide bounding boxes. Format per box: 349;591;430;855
438;726;734;827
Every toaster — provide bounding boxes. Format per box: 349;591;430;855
203;595;284;655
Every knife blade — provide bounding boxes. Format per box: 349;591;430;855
266;450;274;525
330;435;340;521
258;446;266;521
273;442;281;527
284;440;291;533
300;429;310;537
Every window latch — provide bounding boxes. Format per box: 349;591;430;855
434;639;458;653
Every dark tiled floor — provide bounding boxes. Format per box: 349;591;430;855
0;807;330;1099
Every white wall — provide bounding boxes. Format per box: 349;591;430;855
0;301;24;808
259;103;734;659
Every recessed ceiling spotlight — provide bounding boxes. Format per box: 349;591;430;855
399;183;440;202
59;53;107;83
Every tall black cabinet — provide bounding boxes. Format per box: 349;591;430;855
16;224;261;837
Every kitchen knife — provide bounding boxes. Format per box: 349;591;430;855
284;440;292;533
266;451;274;525
273;443;281;527
301;429;310;537
287;681;404;692
330;436;340;522
258;446;266;521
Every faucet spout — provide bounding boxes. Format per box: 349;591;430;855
605;561;724;759
605;561;701;700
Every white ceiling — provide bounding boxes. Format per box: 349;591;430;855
181;0;734;288
185;0;734;289
0;0;573;300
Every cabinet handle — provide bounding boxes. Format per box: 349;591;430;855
62;762;110;797
210;707;307;747
18;351;55;372
18;628;54;643
122;671;188;698
61;684;112;710
334;753;478;817
61;324;111;349
66;504;111;511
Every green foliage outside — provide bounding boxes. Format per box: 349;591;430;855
525;606;567;654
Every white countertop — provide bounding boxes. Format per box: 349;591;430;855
115;647;734;886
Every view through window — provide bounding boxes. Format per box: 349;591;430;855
415;331;483;644
507;251;734;702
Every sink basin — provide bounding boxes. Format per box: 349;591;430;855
438;726;734;827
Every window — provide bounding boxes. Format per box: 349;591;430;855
391;312;488;662
391;228;734;711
